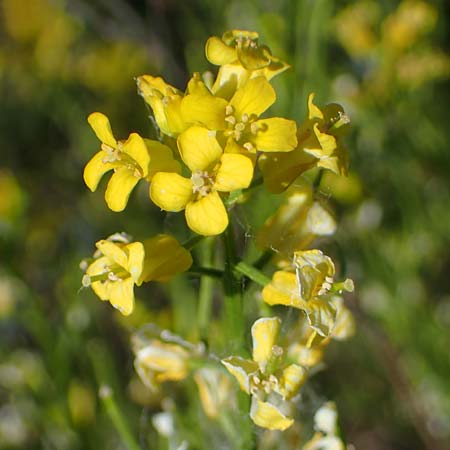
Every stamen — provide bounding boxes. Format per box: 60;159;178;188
250;122;259;135
225;105;234;116
82;275;91;287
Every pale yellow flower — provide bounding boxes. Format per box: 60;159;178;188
222;317;306;431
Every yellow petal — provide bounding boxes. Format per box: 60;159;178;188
87;112;117;147
308;123;337;157
95;240;128;268
186;73;211;96
250;397;294;431
136;75;186;137
144;140;181;180
181;94;228;130
305;298;337;337
307;93;324;120
83;151;115;192
124;242;145;284
150;172;193;212
104;167;140;212
251;317;281;368
293;250;335;300
254;58;291;81
236;44;271;70
205;36;237;65
86;256;111;301
221;356;259;394
258;149;316;194
136;341;188;382
214;153;253;192
122;133;150;177
230;77;275;118
252;118;298;152
185;191;228;236
277;364;307;400
107;277;135;315
139;234;193;283
177;126;223;172
165;95;189;136
262;271;305;308
211;64;251;100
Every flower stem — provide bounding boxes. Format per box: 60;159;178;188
234;261;271;287
99;385;142;450
197;237;216;341
222;224;244;354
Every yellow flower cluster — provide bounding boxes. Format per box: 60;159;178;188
81;29;354;437
83;29;349;236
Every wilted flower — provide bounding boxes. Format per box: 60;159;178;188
262;250;353;337
259;93;349;193
194;368;235;419
222;317;307;430
134;339;190;390
256;184;336;254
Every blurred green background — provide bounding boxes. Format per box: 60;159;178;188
1;0;449;449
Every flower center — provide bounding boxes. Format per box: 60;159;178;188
83;262;129;287
101;142;142;178
223;105;261;151
191;171;215;197
249;372;279;396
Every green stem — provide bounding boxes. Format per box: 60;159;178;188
222;224;244;354
234;261;271;287
182;234;205;250
88;341;141;450
197;238;216;341
99;386;142;450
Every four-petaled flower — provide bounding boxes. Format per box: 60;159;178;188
181;76;297;155
150;125;253;236
222;317;307;431
83;233;192;315
84;112;180;211
83;235;145;315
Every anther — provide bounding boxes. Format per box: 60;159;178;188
82;275;91;287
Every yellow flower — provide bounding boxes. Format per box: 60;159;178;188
84;112;180;211
181;76;297;154
256;184;336;254
136;75;188;137
83;234;145;315
205;30;290;97
150;126;253;236
262;250;354;337
259;93;350;193
222;317;307;431
134;339;190;390
82;233;192;315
